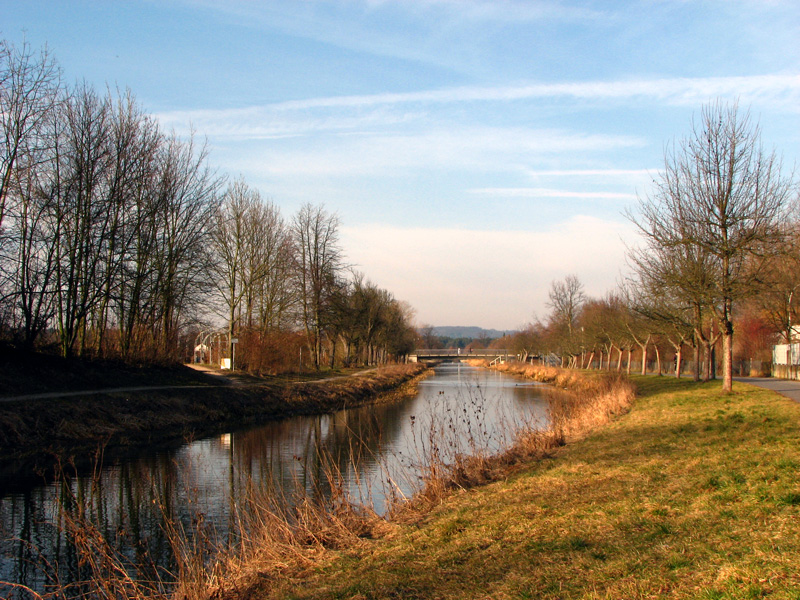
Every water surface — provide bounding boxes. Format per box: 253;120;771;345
0;363;548;591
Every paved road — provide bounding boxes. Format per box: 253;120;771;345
734;376;800;403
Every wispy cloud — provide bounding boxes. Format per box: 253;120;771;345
524;169;655;177
156;73;800;140
160;73;800;121
179;0;604;73
469;188;637;200
213;127;645;177
268;74;800;111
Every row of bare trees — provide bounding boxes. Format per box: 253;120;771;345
503;273;769;382
628;101;796;390
1;41;221;360
0;39;416;369
503;102;798;390
208;186;416;372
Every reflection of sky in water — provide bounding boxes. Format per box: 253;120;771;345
361;363;549;512
0;364;549;590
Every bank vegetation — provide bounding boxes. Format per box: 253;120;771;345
210;371;800;600
0;362;429;463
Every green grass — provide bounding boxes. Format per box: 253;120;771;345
251;375;800;599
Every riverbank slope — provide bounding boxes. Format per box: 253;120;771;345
0;352;429;464
252;374;800;598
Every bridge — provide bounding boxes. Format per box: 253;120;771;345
409;349;511;363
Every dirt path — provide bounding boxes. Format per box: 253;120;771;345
0;365;381;403
0;384;223;403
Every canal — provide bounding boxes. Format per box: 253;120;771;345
0;362;549;592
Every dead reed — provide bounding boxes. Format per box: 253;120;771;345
197;465;390;600
1;363;634;600
395;362;635;516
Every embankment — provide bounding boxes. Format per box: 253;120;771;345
397;361;636;513
0;362;429;464
240;371;800;599
197;364;636;600
466;358;635;443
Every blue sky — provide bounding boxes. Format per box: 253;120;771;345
3;0;799;330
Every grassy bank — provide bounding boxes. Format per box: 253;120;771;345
240;372;800;599
0;362;429;464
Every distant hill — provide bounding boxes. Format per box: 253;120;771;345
432;326;509;340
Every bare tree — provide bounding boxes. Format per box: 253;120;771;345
417;323;440;350
546;274;586;364
630;101;794;391
292;203;343;369
243;196;295;332
378;297;416;363
3;151;59;347
50;84;113;357
547;274;586;337
0;39;61;234
755;227;800;344
209;179;294;367
625;270;695;378
210;178;256;366
148;131;221;359
505;322;543;363
112;94;164;360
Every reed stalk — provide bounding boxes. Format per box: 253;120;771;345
2;363;634;600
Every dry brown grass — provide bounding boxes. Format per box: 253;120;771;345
394;362;635;518
192;469;394;600
3;363;635;600
0;363;429;463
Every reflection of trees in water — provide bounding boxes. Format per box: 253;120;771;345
1;450;187;590
227;400;410;510
1;367;547;592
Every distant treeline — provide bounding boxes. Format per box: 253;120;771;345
416;324;505;350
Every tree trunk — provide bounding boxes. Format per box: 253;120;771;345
655;345;662;376
722;323;733;391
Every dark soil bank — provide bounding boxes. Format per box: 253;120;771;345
0;359;429;464
0;345;216;397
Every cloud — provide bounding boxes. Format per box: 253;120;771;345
178;0;603;72
468;188;637;200
156;74;800;133
272;74;800;111
524;169;655;177
210;127;645;177
340;215;638;329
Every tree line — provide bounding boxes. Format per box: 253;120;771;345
0;39;415;370
501;102;797;391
